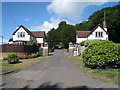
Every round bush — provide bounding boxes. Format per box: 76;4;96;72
8;53;17;58
84;39;101;47
80;39;101;47
82;40;120;69
80;41;85;46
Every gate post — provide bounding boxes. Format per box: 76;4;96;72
43;42;48;56
69;42;74;56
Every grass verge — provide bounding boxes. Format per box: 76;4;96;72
69;56;120;85
1;56;49;75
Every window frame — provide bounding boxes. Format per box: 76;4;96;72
95;31;103;38
17;32;25;38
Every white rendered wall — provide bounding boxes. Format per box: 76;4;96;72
88;26;108;40
36;38;44;43
76;38;87;43
13;27;30;41
76;26;108;44
13;27;36;42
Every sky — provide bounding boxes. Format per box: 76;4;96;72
1;0;119;44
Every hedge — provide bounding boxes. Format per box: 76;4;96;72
80;39;101;47
82;40;120;69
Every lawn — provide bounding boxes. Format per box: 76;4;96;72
69;56;120;85
1;56;49;75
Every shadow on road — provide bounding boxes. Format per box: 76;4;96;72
17;81;117;90
2;81;118;90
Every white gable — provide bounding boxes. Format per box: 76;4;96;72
13;27;33;42
88;26;108;40
76;25;109;43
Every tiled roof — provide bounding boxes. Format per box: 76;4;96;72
31;31;45;38
76;31;91;38
13;25;35;37
13;25;45;38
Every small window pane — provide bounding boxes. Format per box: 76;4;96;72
96;32;97;37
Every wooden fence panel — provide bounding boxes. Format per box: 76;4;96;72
1;44;39;53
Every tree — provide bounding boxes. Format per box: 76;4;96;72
28;40;37;46
61;24;76;48
46;21;76;49
46;28;60;49
75;5;120;43
8;38;13;42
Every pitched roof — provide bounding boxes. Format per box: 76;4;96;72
76;31;91;38
91;24;108;34
13;25;46;38
31;31;45;38
76;24;108;38
12;25;34;37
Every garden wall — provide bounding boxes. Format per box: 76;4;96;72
0;44;39;59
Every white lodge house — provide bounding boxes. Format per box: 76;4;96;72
12;25;46;47
12;23;108;47
76;24;109;43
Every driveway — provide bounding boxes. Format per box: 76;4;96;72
2;49;118;89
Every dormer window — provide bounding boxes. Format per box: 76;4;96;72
18;32;25;38
95;32;103;37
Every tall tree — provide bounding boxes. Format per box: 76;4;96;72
46;28;60;49
46;21;76;49
76;5;120;43
61;24;76;48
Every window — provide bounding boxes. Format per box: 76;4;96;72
95;32;103;37
17;32;25;38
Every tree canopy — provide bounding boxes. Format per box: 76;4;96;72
46;21;76;49
76;5;120;43
46;5;120;49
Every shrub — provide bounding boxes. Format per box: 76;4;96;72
3;57;8;60
49;48;54;52
7;53;19;64
22;56;28;59
80;41;85;46
35;52;42;57
84;39;101;47
8;57;19;64
82;40;120;69
8;53;17;58
28;40;37;46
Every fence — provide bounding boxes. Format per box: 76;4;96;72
0;44;39;58
1;44;39;53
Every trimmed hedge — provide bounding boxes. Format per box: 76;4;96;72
80;39;100;47
82;40;120;69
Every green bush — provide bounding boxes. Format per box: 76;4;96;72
35;52;42;57
8;57;19;64
7;53;19;64
8;53;17;58
22;56;28;59
49;48;54;52
82;40;120;69
84;39;101;47
80;41;85;46
3;57;8;60
28;40;37;46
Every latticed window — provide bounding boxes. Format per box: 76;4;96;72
17;32;25;38
95;32;103;37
